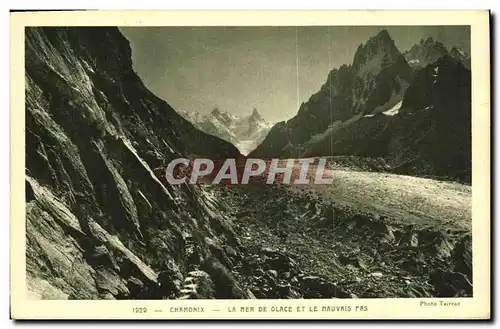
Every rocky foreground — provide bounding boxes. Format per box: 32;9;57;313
210;173;472;299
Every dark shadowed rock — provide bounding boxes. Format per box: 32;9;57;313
25;27;246;300
430;269;473;297
251;29;412;158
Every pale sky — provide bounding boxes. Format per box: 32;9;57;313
120;26;470;122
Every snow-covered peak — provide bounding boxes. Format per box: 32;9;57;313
178;108;273;155
249;108;263;121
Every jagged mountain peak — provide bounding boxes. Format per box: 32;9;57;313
408;37;447;54
208;108;235;127
362;29;397;51
179;108;272;155
372;29;393;43
423;36;435;44
403;37;471;69
211;107;221;116
351;29;406;77
249;108;263;121
252;30;413;157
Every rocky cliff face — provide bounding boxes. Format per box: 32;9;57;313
393;55;471;181
301;56;471;182
25;27;254;300
251;31;471;182
24;27;473;300
250;29;412;158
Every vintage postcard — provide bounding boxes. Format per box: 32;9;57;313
10;10;490;320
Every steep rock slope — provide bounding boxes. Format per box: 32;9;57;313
250;29;412;158
25;27;253;300
26;27;370;300
301;56;471;182
251;31;471;182
450;46;471;69
391;55;471;181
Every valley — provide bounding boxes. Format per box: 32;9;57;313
180;108;273;156
24;26;473;300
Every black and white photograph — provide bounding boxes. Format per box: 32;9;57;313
24;24;475;300
11;10;491;320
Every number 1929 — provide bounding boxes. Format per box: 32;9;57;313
132;307;147;313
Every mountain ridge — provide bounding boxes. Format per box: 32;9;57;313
23;26;473;301
404;36;470;69
250;30;471;182
251;29;413;158
179;108;273;155
25;27;259;300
